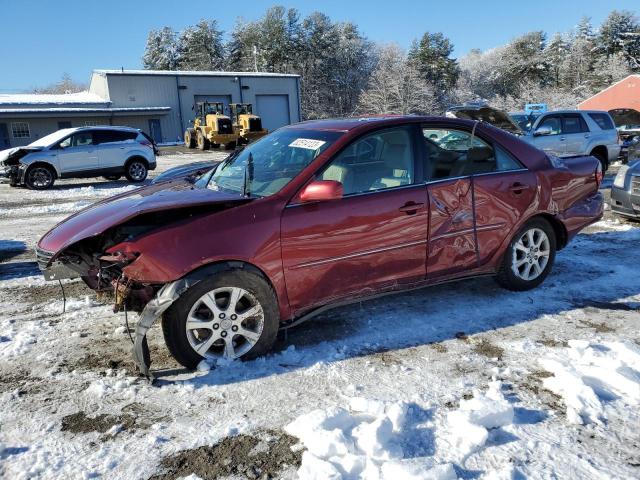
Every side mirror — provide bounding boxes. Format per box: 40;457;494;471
299;180;343;203
534;125;553;136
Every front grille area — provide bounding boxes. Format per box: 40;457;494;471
217;118;233;134
248;118;263;132
632;176;640;195
35;247;54;270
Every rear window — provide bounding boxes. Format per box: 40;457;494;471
94;130;137;144
588;113;615;130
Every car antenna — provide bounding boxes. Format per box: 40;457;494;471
243;152;254;198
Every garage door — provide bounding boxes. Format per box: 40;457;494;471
193;95;232;115
255;95;290;131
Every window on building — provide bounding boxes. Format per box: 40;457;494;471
84;120;101;127
11;122;30;138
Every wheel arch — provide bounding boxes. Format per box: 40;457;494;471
182;259;279;303
527;213;568;250
125;155;149;168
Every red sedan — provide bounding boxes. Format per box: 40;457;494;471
36;116;603;377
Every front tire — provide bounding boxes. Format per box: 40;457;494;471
496;218;556;291
125;159;148;182
184;129;196;148
162;270;279;369
25;165;55;190
196;130;209;151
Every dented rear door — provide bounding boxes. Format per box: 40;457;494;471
426;177;477;277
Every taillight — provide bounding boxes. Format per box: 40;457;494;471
617;130;621;144
595;162;603;188
140;139;153;149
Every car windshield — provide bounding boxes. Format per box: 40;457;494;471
203;129;342;197
28;128;77;147
509;114;537;132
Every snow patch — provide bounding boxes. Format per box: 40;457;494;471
539;340;640;424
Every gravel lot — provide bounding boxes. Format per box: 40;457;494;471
0;153;639;479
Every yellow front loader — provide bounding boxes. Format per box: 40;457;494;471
184;102;239;150
229;103;268;145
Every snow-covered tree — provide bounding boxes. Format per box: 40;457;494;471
143;27;179;70
358;44;437;115
31;73;86;94
177;20;225;71
408;32;459;96
598;10;640;69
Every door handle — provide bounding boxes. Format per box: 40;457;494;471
399;202;425;214
509;183;529;194
584;134;590;138
559;137;566;141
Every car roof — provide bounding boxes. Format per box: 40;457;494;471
70;125;140;133
284;115;476;132
542;110;611;115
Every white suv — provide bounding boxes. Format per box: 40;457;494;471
1;126;157;189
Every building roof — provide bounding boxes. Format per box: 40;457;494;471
0;91;108;106
0;106;171;115
578;74;640;110
93;69;300;78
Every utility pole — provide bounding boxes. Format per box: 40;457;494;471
253;45;258;72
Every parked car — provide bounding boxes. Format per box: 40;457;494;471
0;126;157;189
608;108;640;163
611;159;640;220
35;116;603;377
449;106;620;171
151;160;218;184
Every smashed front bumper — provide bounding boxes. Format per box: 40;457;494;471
1;164;23;185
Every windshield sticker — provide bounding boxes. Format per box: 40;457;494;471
289;138;326;150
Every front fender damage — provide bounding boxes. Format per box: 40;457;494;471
133;262;242;380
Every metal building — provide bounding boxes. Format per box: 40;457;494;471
0;70;301;148
578;74;640;112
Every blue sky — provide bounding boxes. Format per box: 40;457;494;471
0;0;637;92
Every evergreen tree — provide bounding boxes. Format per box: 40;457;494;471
598;10;640;69
143;27;179;70
408;32;459;94
177;20;225;71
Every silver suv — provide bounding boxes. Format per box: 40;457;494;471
526;110;620;170
0;126;157;189
447;106;620;171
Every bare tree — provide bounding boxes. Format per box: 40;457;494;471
31;73;87;94
358;44;437;115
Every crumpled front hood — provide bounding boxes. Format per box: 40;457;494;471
609;108;640;127
38;181;250;255
446;105;524;135
0;146;43;164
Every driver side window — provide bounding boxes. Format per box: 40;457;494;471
537;116;562;135
318;127;415;196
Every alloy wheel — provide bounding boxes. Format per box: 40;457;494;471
511;227;550;281
128;162;146;181
185;286;264;360
28;167;53;188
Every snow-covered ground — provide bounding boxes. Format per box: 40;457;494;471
0;158;639;479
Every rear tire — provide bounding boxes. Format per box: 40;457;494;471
162;270;279;369
590;150;608;172
184;129;196;149
124;159;148;182
25;164;55;190
496;218;556;291
196;130;209;151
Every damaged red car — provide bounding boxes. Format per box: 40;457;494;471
36;116;603;378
